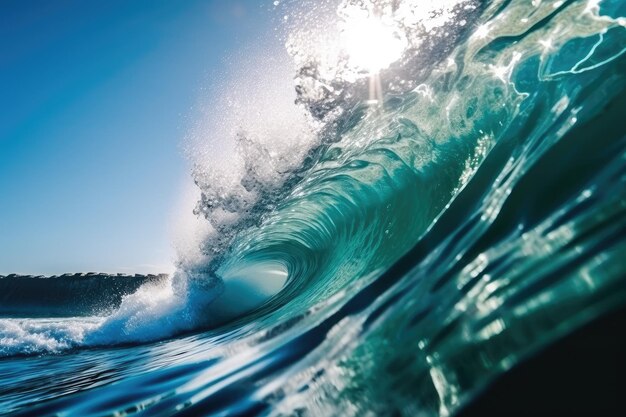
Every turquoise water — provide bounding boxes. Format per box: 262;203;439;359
2;0;626;415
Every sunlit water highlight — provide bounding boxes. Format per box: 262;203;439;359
1;0;626;415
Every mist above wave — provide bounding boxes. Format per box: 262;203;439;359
184;48;319;273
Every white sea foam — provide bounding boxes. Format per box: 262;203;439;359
0;317;103;357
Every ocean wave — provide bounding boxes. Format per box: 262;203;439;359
1;2;625;396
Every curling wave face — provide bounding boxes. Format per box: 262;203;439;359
1;0;626;415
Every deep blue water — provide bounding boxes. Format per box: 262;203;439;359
2;0;626;415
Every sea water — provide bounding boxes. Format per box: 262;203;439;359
1;0;626;415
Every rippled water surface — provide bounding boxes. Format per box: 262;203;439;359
2;0;626;415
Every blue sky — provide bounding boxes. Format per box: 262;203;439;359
0;0;272;275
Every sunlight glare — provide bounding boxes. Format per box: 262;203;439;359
341;15;406;73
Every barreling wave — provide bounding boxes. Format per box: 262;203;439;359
1;5;626;416
185;0;626;327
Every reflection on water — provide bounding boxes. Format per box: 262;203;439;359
2;0;626;416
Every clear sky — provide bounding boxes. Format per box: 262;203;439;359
0;0;271;275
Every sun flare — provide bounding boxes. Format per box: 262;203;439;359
340;15;406;73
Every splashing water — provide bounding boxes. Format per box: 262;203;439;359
2;0;626;416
